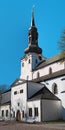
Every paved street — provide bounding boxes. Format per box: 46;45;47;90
0;121;65;130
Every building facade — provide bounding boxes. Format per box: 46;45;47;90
0;10;65;122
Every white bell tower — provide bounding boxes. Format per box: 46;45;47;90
20;10;45;80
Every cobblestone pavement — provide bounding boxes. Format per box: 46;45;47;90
0;121;65;130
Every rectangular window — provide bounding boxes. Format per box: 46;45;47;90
20;89;23;93
6;110;8;117
22;111;24;118
17;102;20;106
14;91;17;95
29;108;32;117
13;111;15;118
34;107;38;117
2;110;4;117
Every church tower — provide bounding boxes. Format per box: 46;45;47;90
24;9;42;55
20;10;45;80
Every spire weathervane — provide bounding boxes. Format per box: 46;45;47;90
31;5;35;26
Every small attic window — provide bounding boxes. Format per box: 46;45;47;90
14;91;17;95
20;89;23;93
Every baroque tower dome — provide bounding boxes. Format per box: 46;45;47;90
24;9;42;54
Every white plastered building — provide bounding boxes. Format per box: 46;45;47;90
0;10;65;122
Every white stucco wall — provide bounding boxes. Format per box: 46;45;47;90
42;100;62;121
41;76;65;98
27;100;41;122
20;55;32;80
11;83;27;121
20;53;44;80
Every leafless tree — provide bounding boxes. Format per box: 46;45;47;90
0;84;7;93
58;28;65;62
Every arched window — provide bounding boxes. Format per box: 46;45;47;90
22;62;24;67
27;75;29;80
37;72;40;78
49;67;52;74
52;83;58;94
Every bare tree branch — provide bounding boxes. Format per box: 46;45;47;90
58;29;65;62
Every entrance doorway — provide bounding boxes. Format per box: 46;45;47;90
16;110;21;121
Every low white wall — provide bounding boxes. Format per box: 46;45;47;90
0;105;10;120
61;93;65;120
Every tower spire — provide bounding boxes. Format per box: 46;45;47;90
24;9;42;54
31;8;35;26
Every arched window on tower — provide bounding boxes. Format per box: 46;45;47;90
29;59;30;64
27;75;29;80
37;72;40;78
22;62;24;67
52;83;58;94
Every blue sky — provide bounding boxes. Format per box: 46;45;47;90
0;0;65;87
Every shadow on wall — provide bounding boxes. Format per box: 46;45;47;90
62;107;65;120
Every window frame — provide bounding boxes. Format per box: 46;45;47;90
29;108;32;117
2;110;4;117
22;62;24;67
34;107;38;117
22;111;24;118
6;110;8;117
20;89;23;93
52;83;58;94
29;59;30;64
49;67;52;74
37;72;40;78
13;111;15;118
14;91;17;95
17;102;20;106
